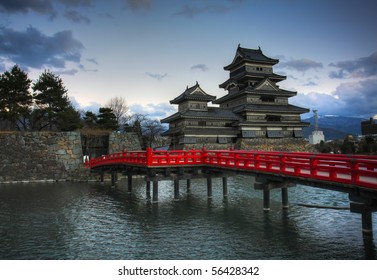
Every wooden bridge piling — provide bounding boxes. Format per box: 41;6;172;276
282;187;289;209
127;174;132;193
100;171;104;184
174;179;180;200
349;193;377;237
207;177;213;198
152;180;158;203
146;181;151;199
263;189;270;211
223;177;228;197
362;211;373;236
254;176;293;211
111;170;117;186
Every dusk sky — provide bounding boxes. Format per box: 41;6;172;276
1;0;376;120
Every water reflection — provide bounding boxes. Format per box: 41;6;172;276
0;177;376;259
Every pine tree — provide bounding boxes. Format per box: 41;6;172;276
97;107;118;130
0;65;32;130
56;104;82;131
32;70;70;130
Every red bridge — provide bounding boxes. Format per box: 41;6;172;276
87;148;377;189
86;148;377;236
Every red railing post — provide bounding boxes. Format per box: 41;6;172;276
146;147;153;166
350;158;358;185
201;146;207;164
310;156;317;178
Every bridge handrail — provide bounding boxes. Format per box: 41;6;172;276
86;148;377;189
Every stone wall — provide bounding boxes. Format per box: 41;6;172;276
109;132;142;153
0;132;84;182
0;131;142;183
180;138;314;152
235;138;315;152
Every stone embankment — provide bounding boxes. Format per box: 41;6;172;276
180;138;315;152
0;131;141;183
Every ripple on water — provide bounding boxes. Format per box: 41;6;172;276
0;180;376;260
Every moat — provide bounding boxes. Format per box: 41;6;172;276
1;177;376;260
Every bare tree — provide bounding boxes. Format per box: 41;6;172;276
128;113;148;148
105;96;129;127
127;113;166;148
142;118;165;148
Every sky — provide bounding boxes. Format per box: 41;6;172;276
1;0;377;120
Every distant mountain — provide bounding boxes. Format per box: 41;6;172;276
302;115;365;140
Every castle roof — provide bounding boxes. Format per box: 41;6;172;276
170;82;216;104
224;45;279;70
161;107;242;123
232;104;310;114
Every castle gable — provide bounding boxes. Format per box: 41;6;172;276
255;78;278;91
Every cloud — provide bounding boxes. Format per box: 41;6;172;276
70;96;101;113
303;81;317;86
130;103;176;120
0;0;56;17
329;51;377;79
55;68;79;75
174;3;237;18
86;58;98;65
0;0;93;20
145;72;167;81
57;0;92;7
278;58;323;73
125;0;152;10
191;64;209;71
0;26;84;70
64;9;90;23
292;78;377;117
78;64;98;72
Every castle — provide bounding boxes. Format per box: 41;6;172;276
161;45;311;151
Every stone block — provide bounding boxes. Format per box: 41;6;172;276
56;149;67;155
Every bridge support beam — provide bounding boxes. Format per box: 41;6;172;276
351;202;374;237
254;176;294;211
223;177;228;197
146;181;151;200
111;170;117;186
362;211;373;236
349;193;377;238
281;187;289;209
187;179;191;192
207;177;213;198
207;177;212;198
263;189;270;211
100;171;104;184
174;179;180;201
127;174;132;193
152;180;158;203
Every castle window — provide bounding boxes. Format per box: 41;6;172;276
260;96;275;102
266;115;281;122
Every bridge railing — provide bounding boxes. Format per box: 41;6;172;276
85;150;147;168
86;148;377;189
147;148;204;166
203;150;377;189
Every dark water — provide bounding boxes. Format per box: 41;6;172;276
0;176;376;260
